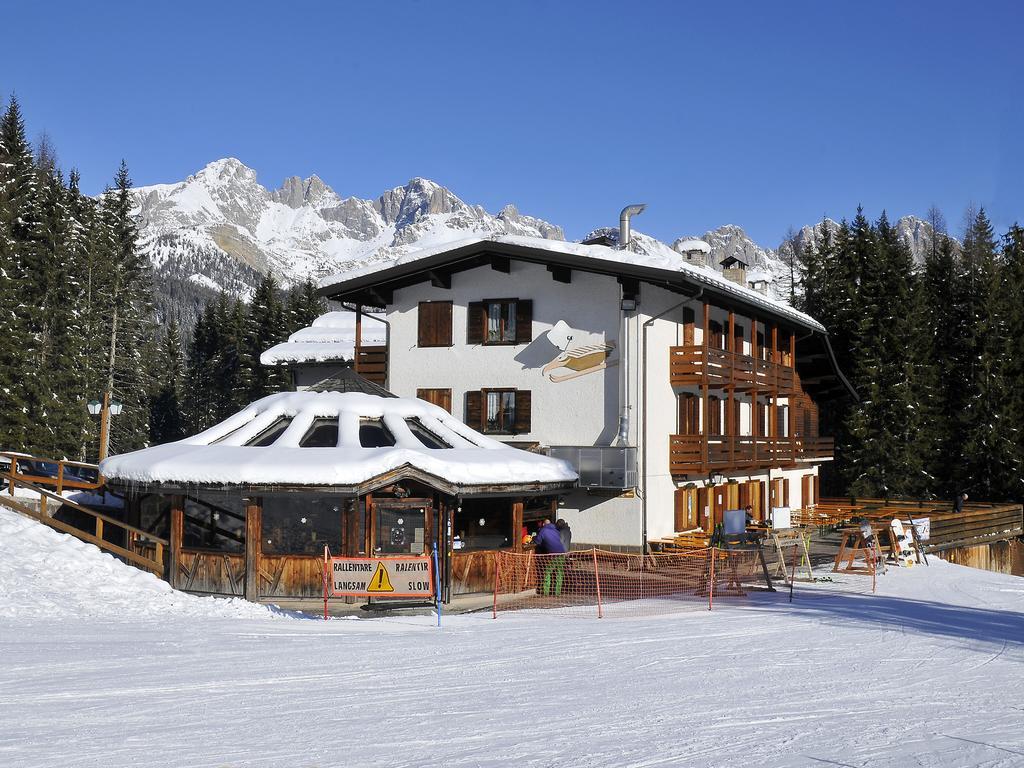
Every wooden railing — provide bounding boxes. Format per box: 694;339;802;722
669;434;835;475
2;451;102;495
669;346;797;393
817;496;1024;552
0;474;168;576
355;344;388;386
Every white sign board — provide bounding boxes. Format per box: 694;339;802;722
328;556;434;598
908;517;930;541
772;507;792;530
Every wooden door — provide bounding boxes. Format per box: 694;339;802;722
801;474;813;511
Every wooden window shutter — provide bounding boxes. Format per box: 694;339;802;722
683;307;695;346
467;302;486;344
465;390;483;430
673;488;689;532
417;388;452;413
512;390;531;434
418;302;452;347
514;300;533;344
417;303;434;347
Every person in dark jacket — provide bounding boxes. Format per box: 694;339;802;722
954;492;968;514
555;518;572;551
533;519;567;596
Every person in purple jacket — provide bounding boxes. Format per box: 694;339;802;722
533;519;567;596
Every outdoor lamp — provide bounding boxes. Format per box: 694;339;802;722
708;471;725;486
109;400;124;416
87;400;101;416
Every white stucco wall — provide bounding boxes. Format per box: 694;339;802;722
324;259;829;549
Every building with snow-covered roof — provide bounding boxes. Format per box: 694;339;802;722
101;382;576;599
316;229;853;551
260;310;388;389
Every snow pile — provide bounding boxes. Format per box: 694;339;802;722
100;391;578;487
260;310;388;365
0;508;285;622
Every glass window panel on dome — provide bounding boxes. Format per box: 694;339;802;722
139;493;171;539
247;417;292;447
182;491;245;552
300;418;339;447
262;494;343;556
359;419;396;447
406;419;451;449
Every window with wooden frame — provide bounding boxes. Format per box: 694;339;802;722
465;388;531;434
416;388;452;413
417;301;453;347
467;299;532;345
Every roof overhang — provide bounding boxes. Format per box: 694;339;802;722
319;240;824;335
106;462;576;499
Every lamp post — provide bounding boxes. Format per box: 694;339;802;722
88;392;123;462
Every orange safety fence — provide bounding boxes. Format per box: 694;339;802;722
492;547;771;618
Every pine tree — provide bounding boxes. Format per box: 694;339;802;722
246;273;290;400
286;277;327;333
956;208;1018;498
0;96;37;450
25;169;89;456
150;317;186;444
999;224;1024;499
98;161;156;454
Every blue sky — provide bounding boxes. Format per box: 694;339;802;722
2;1;1021;246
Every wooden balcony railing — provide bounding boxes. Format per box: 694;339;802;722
669;346;797;393
669;434;834;475
354;345;388;386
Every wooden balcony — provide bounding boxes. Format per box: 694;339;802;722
669;346;797;393
669;434;834;476
354;345;388;386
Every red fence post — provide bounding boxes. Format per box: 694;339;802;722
492;552;501;619
322;544;330;621
708;547;716;611
592;549;603;619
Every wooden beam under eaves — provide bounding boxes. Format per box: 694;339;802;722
368;287;393;306
547;264;572;284
428;270;452;289
617;276;640;299
490;254;511;273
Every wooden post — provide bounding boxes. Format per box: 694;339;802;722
702;302;710;471
354;303;363;375
512;499;524;552
244;497;262;601
98;391;112;462
169;495;184;588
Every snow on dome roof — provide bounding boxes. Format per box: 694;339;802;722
100;391;577;490
260;311;386;366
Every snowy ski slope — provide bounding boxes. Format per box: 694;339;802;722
1;507;1023;767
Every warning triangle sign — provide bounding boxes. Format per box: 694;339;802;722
367;561;395;593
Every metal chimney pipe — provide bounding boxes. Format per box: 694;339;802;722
619;204;646;250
